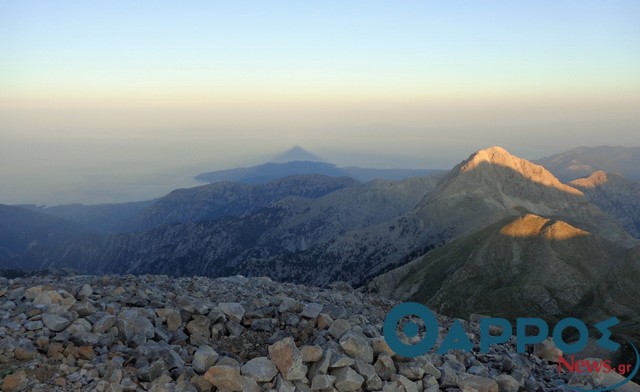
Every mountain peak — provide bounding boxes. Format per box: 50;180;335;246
270;146;323;163
570;170;610;188
462;146;521;170
457;146;582;195
499;213;589;240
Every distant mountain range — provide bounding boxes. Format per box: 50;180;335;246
194;146;441;184
534;145;640;181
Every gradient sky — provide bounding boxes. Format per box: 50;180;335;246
1;1;639;204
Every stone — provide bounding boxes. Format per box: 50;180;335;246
217;356;241;367
328;318;351;339
339;331;373;363
331;366;364;392
330;353;355;368
206;307;225;323
423;362;441;379
382;381;404;392
72;301;97;317
501;357;515;373
14;343;37;361
355;360;383;390
397;361;425;381
24;321;43;331
66;319;93;335
186;315;211;338
33;290;62;306
301;303;323;319
268;337;307;381
149;373;173;390
278;298;302;314
372;336;395;356
156;308;182;331
190;375;213;392
423;375;440;392
176;377;196;392
193;345;219;374
24;286;44;300
533;338;562;363
301;345;323;363
317;313;333;330
285;314;299;326
439;362;459;388
42;313;71;332
70;332;101;346
93;315;117;333
47;342;64;358
77;345;96;360
224;320;244;337
164;348;185;370
203;365;243;391
275;376;296;392
457;374;499;392
374;354;397;380
391;374;419;392
495;374;520;392
2;370;28;392
191;299;213;315
116;309;155;347
35;336;49;349
308;349;332;378
218;303;245;323
241;357;278;382
77;284;93;300
138;359;167;382
240;376;260;392
311;374;336;390
467;365;488;376
250;318;273;332
524;378;541;391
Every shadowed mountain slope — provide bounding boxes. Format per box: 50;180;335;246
16;174;443;284
570;171;640;238
127;174;359;231
0;204;87;259
22;200;155;233
367;213;640;325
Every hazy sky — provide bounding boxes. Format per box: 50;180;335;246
1;1;639;205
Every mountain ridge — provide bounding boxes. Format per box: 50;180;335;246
12;146;637;291
570;170;640;238
535;145;640;182
195;160;441;184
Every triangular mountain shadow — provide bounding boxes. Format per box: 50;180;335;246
270;146;324;163
195;146;439;184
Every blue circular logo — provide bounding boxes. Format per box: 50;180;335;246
383;302;439;357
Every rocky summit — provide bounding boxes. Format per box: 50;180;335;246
0;273;616;392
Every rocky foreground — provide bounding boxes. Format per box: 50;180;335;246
0;273;597;392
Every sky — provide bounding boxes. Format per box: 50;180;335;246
1;1;639;205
